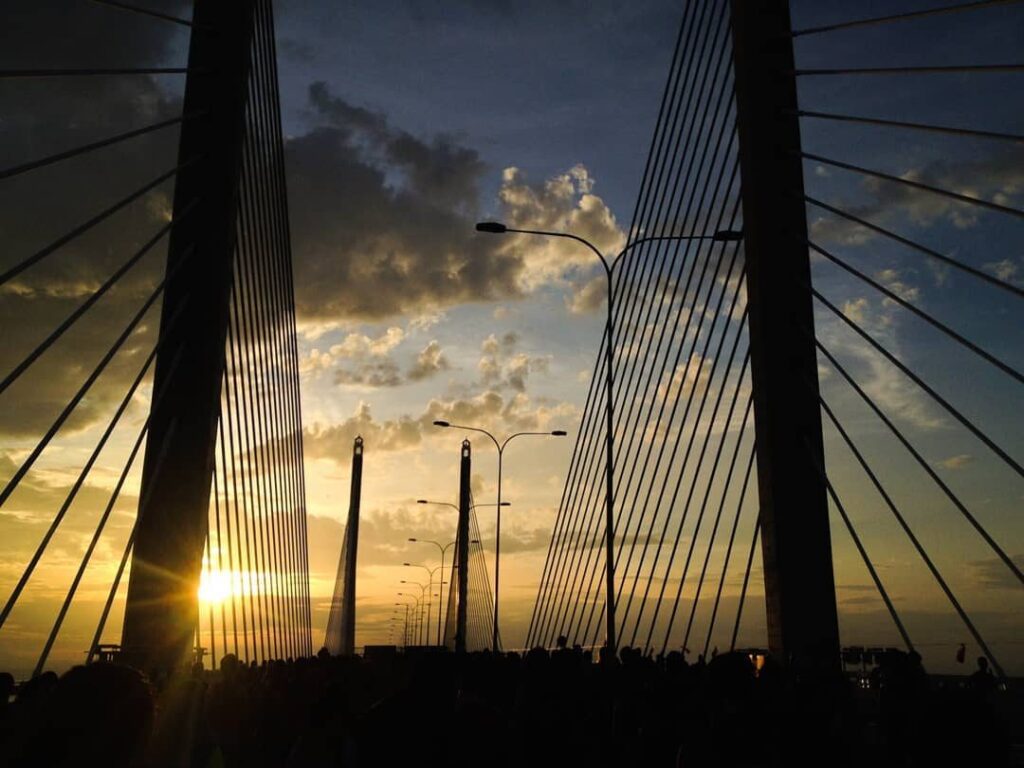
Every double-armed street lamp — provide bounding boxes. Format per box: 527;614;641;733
432;421;567;651
475;221;742;653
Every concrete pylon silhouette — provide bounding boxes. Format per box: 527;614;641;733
730;0;839;669
324;436;363;655
120;0;258;675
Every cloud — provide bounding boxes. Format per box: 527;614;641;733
286;82;625;323
0;2;188;439
302;329;450;388
305;403;423;457
809;147;1024;246
969;555;1024;590
875;268;920;305
286;83;515;321
407;340;450;382
477;332;551;392
565;275;607;314
817;275;943;431
937;454;973;470
983;258;1022;286
842;297;870;325
305;390;577;461
333;359;403;388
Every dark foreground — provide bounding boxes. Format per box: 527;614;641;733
0;646;1019;767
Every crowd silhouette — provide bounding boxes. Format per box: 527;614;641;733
0;644;1017;767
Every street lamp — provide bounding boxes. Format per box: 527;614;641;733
413;500;462;646
394;603;411;647
432;423;567;651
414;499;510;645
406;547;452;646
475;221;742;653
402;569;438;646
397;593;422;645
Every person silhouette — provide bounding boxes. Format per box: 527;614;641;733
969;656;996;697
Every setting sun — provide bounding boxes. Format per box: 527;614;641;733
198;571;233;604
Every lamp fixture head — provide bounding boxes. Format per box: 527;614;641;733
475;221;507;234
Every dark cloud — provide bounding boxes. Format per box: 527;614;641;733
287;82;523;322
1;1;189;438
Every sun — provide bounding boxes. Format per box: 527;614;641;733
198;570;234;604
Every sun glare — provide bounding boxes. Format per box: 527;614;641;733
198;570;234;604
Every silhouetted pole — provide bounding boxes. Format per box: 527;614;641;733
455;440;471;653
731;0;840;670
121;0;257;675
340;437;363;655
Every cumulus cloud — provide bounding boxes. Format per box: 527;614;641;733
817;273;943;431
499;164;625;285
477;332;551;392
301;328;451;388
565;275;607;314
305;390;577;461
305;402;423;457
407;340;450;382
983;258;1022;286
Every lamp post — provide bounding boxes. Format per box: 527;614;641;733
414;499;510;646
405;557;447;646
403;583;430;645
410;527;457;645
475;221;742;653
394;603;410;647
431;423;567;651
397;593;422;645
402;566;442;646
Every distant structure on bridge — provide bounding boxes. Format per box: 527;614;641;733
324;437;363;656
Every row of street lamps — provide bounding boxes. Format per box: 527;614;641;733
390;221;741;653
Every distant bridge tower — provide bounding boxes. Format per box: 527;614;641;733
324;437;364;655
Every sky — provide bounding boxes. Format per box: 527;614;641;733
0;0;1021;678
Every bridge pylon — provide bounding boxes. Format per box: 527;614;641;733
120;0;258;675
324;437;364;655
730;0;840;670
